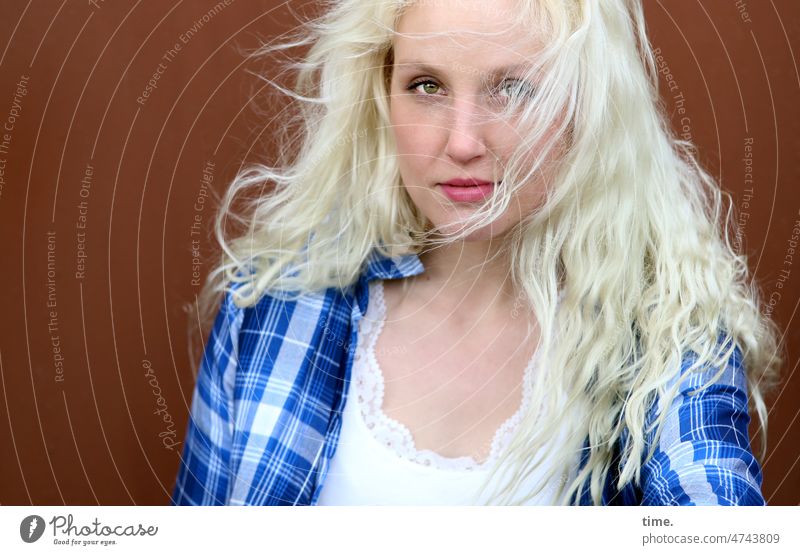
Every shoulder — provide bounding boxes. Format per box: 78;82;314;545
219;280;357;370
221;278;351;328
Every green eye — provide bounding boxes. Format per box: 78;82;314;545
408;79;442;95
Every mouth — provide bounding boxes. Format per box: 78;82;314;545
437;179;499;203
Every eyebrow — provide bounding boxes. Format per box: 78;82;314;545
393;61;530;78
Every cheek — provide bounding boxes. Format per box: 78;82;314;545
390;100;438;163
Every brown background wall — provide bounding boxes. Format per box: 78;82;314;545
0;1;797;505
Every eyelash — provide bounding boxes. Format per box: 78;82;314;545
406;78;533;100
407;79;443;96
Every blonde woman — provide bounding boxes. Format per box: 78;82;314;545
171;0;782;506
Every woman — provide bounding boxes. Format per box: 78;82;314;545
172;0;782;506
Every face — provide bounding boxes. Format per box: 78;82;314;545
389;0;562;241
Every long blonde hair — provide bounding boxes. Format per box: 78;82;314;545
189;0;783;505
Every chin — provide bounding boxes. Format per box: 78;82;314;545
431;217;512;242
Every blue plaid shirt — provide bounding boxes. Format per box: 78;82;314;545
171;248;765;505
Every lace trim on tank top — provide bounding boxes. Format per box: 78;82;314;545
352;279;540;471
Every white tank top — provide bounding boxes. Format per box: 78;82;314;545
316;279;575;505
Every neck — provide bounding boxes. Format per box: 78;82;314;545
413;237;518;316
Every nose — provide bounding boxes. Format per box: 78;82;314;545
443;96;487;163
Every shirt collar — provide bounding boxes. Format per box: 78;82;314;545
362;246;425;282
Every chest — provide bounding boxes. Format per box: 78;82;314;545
369;281;540;462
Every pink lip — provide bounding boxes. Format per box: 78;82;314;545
440;178;494;187
438;178;497;203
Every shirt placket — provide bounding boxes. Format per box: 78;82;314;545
309;279;370;504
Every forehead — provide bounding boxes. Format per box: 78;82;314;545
393;0;540;70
